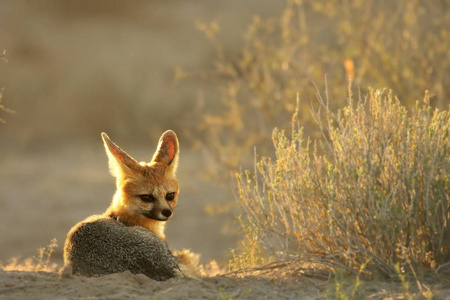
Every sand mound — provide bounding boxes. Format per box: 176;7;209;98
0;268;318;299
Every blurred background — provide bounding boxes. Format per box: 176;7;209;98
1;0;449;267
0;0;285;266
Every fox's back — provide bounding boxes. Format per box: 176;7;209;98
64;215;179;281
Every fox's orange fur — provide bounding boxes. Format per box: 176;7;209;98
102;131;179;240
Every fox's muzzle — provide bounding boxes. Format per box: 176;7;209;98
142;209;172;221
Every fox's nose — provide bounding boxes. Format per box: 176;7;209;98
162;209;172;218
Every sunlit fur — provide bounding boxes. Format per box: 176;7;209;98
105;161;179;240
102;131;180;240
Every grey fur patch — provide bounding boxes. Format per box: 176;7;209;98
64;215;179;281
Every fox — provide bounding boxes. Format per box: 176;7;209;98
63;130;199;281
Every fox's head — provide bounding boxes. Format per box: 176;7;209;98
102;130;179;239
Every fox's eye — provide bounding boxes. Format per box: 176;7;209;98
139;195;155;202
166;192;175;201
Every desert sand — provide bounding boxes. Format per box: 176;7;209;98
2;265;450;299
1;268;322;300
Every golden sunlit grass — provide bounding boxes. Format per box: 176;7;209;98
1;239;59;273
232;88;450;282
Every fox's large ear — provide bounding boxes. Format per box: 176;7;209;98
101;132;139;178
151;130;179;175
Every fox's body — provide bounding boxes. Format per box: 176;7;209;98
64;130;196;280
64;214;179;280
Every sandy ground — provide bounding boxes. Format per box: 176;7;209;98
2;267;450;299
0;268;321;300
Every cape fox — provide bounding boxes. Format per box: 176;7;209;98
64;130;198;280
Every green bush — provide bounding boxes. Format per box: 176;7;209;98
235;89;450;278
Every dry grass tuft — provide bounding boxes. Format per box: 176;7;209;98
1;238;59;273
0;49;15;124
234;88;450;279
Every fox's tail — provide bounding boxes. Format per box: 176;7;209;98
173;249;203;279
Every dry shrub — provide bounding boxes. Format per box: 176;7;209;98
192;0;450;178
234;89;450;278
0;88;15;124
0;49;15;124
